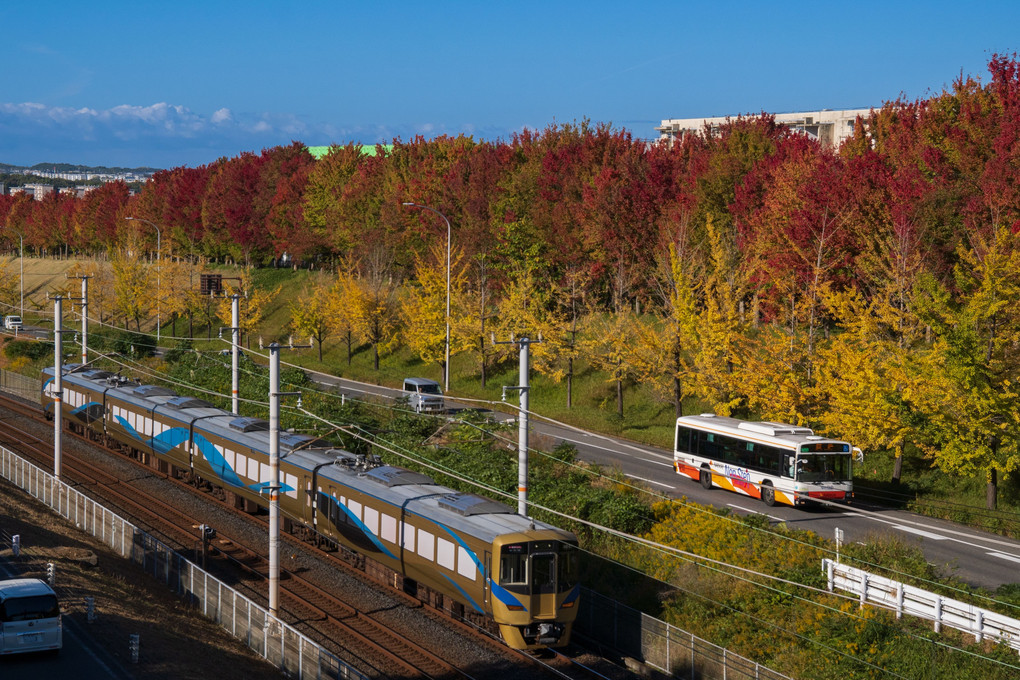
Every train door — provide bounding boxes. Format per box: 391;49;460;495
483;552;491;607
531;552;557;617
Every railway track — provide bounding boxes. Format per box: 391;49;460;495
0;393;480;679
0;390;628;680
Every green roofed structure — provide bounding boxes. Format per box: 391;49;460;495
306;144;393;159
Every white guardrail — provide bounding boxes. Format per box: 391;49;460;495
823;558;1020;651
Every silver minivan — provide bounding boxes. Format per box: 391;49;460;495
0;578;62;656
402;378;445;414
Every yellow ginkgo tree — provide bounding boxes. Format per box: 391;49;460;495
400;243;472;383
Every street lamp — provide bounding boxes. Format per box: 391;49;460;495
402;202;451;391
125;216;162;344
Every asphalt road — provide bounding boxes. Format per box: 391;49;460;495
312;371;1020;589
0;564;133;680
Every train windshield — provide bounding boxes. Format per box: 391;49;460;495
499;541;578;595
557;543;578;593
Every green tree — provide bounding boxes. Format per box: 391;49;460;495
910;228;1020;509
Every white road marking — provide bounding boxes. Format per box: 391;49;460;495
556;433;674;463
727;503;785;523
894;525;948;540
626;474;677;489
987;551;1020;564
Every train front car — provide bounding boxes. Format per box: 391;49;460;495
491;529;579;649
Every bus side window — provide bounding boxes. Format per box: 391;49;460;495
676;425;694;453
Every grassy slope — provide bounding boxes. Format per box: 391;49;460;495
12;257;1019;527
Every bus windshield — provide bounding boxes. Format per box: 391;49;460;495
796;454;851;483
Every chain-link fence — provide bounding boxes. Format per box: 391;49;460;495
1;368;40;402
0;445;367;680
577;587;792;680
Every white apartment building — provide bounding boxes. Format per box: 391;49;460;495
656;108;874;149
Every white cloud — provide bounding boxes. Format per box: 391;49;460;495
211;108;233;124
0;100;515;167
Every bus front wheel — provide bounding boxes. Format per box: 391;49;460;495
761;483;776;507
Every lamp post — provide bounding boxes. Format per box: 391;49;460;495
125;217;162;343
402;202;451;391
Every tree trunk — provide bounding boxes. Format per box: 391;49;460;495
672;342;683;418
892;448;903;484
987;467;998;511
616;359;624;417
373;343;379;370
566;356;573;409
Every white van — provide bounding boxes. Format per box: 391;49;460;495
402;377;445;414
0;578;62;656
3;315;22;331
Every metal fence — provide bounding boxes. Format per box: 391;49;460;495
824;558;1020;650
0;445;368;680
3;370;793;679
577;587;792;680
0;368;40;402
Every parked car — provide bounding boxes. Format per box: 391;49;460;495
402;377;445;414
3;315;22;331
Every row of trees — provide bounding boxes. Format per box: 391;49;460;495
4;56;1020;506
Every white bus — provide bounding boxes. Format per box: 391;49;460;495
673;414;853;507
0;578;62;656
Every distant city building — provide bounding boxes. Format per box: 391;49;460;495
656;108;874;149
23;184;54;200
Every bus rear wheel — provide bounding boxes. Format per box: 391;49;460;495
761;483;776;507
700;468;712;490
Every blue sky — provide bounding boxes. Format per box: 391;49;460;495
1;1;1017;169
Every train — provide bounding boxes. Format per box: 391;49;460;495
41;365;580;649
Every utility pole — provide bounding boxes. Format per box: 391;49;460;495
268;342;281;617
52;296;64;482
497;334;541;516
267;341;304;618
231;294;241;415
66;274;90;365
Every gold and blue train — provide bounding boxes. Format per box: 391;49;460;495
42;365;579;649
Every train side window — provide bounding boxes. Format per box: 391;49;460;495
348;500;362;521
437;537;455;570
417;530;435;561
457;547;476;580
380;514;397;543
401;522;415;551
364;507;379;535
